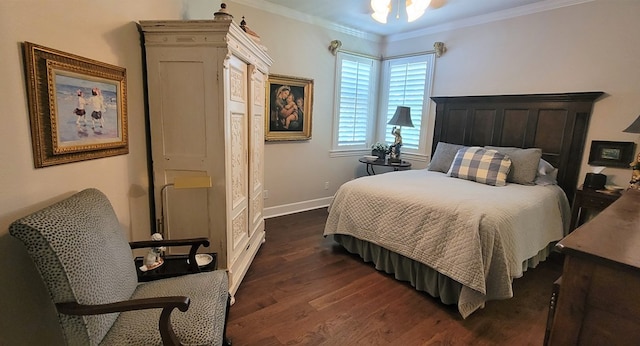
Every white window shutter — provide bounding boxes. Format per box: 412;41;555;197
333;53;377;149
383;57;430;149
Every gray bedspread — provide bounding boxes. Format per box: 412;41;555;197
323;169;569;318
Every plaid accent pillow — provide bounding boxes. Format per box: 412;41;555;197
448;147;511;186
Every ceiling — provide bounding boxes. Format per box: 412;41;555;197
243;0;570;37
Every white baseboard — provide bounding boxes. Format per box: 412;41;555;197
264;196;332;219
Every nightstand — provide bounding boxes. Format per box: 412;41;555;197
569;187;621;231
358;157;411;175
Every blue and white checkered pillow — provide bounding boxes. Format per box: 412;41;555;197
448;147;511;186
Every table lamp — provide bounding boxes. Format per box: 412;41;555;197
157;175;212;237
388;106;414;162
623;114;640;190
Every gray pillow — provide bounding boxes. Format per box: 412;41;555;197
485;146;542;185
428;142;465;173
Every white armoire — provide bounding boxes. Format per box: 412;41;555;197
139;20;273;295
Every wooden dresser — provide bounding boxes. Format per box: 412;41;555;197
549;189;640;344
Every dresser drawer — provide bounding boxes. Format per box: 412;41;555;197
580;195;616;210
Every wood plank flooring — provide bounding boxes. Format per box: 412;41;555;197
227;208;563;345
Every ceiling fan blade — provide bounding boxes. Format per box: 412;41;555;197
429;0;448;9
361;0;446;15
362;0;376;14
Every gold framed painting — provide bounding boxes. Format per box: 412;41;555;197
265;74;313;141
23;42;128;168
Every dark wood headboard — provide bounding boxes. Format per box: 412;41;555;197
430;92;603;203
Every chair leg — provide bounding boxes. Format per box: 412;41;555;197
223;293;232;346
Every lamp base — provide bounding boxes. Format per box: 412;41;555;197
389;143;402;162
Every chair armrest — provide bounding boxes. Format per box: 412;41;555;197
57;296;190;346
130;238;210;272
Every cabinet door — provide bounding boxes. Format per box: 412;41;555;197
248;66;265;238
146;47;215;253
226;54;250;267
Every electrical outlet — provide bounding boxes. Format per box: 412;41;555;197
324;182;329;190
263;190;269;199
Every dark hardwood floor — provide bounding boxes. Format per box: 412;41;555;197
227;208;563;345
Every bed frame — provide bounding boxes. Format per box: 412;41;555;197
431;92;603;202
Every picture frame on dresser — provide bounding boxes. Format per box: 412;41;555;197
265;74;313;141
587;140;635;168
23;42;128;168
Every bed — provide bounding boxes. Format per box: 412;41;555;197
323;92;603;318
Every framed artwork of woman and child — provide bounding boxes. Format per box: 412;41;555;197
265;74;313;141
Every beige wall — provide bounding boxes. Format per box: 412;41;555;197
0;1;183;344
1;0;639;343
385;0;640;188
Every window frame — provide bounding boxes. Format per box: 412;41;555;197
330;51;435;159
376;53;435;159
330;52;380;156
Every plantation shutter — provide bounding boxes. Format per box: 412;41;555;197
336;53;375;147
383;57;429;149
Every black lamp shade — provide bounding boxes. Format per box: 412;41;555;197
388;106;414;127
623;115;640;134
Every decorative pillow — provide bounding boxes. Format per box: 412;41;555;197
538;158;555;175
485;146;542;185
428;142;466;173
534;159;558;186
448;147;511;186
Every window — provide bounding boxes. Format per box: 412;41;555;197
331;52;379;152
332;51;434;157
379;54;435;155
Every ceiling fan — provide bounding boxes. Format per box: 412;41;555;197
370;0;448;23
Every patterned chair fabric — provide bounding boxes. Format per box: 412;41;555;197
10;188;229;345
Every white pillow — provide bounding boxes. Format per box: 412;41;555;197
534;159;558;186
538;158;555;175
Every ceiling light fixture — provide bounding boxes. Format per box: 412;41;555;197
371;0;431;24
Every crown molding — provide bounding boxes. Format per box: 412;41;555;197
387;0;595;41
232;0;595;43
231;0;382;42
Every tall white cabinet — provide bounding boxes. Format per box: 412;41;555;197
139;20;273;295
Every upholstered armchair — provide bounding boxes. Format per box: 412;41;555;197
9;188;231;346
